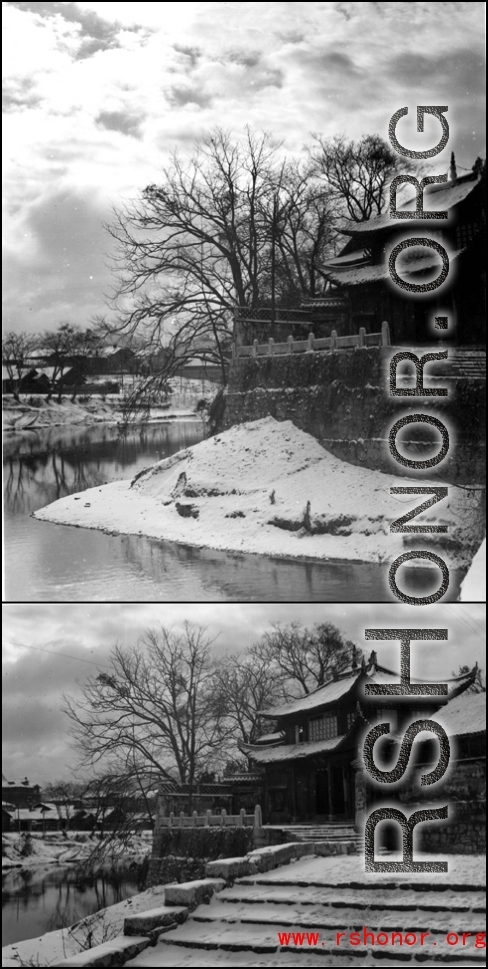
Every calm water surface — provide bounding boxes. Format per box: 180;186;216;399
2;865;140;947
3;421;465;601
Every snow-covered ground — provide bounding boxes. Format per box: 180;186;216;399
3;379;217;430
2;831;152;870
3;396;122;430
460;538;486;601
34;416;482;568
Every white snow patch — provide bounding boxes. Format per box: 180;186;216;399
34;417;480;567
460;538;485;601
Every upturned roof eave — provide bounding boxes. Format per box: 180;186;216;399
259;663;478;721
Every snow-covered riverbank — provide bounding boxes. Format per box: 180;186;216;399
2;831;152;871
34;416;482;570
3;379;217;430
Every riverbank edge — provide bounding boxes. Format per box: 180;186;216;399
33;417;483;576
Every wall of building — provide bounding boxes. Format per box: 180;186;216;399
355;754;486;854
214;347;485;487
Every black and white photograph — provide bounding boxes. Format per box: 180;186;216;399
2;1;485;602
2;3;486;968
2;603;486;966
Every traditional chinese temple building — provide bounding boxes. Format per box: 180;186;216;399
311;157;485;345
240;654;478;826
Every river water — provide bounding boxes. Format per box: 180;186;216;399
3;420;465;601
2;864;140;947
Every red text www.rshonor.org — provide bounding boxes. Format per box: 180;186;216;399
277;929;487;949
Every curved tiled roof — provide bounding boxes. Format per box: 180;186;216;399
318;247;464;288
339;174;481;237
239;735;344;763
260;660;477;720
433;692;486;737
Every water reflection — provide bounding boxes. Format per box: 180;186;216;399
3;421;204;514
3;421;466;602
2;866;140;946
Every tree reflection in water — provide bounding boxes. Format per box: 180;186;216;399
3;421;204;517
2;866;140;945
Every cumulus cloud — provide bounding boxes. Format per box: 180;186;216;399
2;1;485;333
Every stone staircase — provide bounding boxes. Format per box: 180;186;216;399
271;822;364;852
447;348;486;380
126;855;486;967
44;850;485;968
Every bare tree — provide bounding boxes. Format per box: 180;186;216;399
213;653;283;747
99;128;339;425
63;623;225;811
103;128;281;386
310;133;415;223
42;323;84;401
2;331;38;401
42;780;85;832
252;621;363;699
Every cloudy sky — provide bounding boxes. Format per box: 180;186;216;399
2;602;485;782
2;1;485;335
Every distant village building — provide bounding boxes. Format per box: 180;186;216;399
1;774;41;809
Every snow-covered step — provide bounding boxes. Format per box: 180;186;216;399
125;943;419;967
190;899;483;934
155;919;486;963
215;883;486;913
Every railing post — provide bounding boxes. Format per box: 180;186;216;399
169;811;174;828
239;808;246;827
381;321;391;346
359;326;366;347
221;808;227;827
192;810;198;827
268;337;275;355
179;811;184;828
287;335;294;354
254;804;262;828
307;331;315;351
252;339;258;358
205;810;211;827
330;329;338;349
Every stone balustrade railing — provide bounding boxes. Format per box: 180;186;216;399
233;322;391;360
157;804;262;829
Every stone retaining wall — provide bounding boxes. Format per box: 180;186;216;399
214;348;486;487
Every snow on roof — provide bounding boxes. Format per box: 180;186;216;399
240;736;344;763
319;248;371;268
14;808;53;822
260;659;477;721
2;779;39;789
433;692;486;737
318;249;464;288
262;675;362;719
255;732;285;745
339;173;481;236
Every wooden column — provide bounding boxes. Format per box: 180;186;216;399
327;763;334;821
291;765;297;822
342;765;349;816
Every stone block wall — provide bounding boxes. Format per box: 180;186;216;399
356;755;486;855
214;348;486;487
